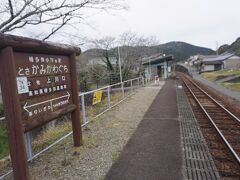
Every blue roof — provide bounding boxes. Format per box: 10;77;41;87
142;54;174;65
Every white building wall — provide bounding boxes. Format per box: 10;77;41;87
203;65;215;71
223;56;240;69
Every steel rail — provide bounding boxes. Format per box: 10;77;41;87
184;75;240;124
182;77;240;165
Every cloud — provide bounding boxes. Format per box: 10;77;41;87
80;0;240;49
11;0;240;49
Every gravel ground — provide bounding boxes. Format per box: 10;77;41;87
27;83;163;180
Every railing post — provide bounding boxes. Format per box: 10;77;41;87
24;132;33;162
107;86;111;108
137;78;140;88
81;94;87;126
130;79;133;93
121;82;124;98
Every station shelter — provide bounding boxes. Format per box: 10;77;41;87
142;54;174;80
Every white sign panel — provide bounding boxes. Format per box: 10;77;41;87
16;77;29;94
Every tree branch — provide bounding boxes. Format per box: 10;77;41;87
8;0;14;18
0;0;34;30
1;0;90;33
42;15;72;41
0;0;127;39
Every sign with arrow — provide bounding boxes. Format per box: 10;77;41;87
13;52;76;132
0;34;82;180
23;91;70;116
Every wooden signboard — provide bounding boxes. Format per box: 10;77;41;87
0;34;83;180
15;53;75;131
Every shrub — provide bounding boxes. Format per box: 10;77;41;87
0;124;9;159
0;103;4;117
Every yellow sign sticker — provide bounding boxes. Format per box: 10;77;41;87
92;90;103;105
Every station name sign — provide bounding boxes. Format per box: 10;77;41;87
0;34;82;180
15;53;75;131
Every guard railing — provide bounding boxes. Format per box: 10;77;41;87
0;77;151;179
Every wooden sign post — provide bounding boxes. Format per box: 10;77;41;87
0;34;83;180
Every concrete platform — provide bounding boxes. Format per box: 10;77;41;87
104;78;220;180
105;79;183;180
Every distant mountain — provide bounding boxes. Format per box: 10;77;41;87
218;37;240;55
155;41;214;60
81;41;214;62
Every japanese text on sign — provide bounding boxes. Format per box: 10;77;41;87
18;56;69;76
14;53;73;130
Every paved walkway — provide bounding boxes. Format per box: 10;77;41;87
192;73;240;102
105;79;183;180
215;74;240;83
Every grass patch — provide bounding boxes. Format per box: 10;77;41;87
0;104;9;159
0;89;134;162
32;121;72;152
0;90;132;160
83;135;97;149
105;121;121;129
85;92;124;123
86;97;109;118
31;91;126;154
127;127;135;136
0;104;4;117
111;152;120;162
201;70;240;81
0;125;9;159
221;82;240;92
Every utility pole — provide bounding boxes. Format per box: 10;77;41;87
148;57;151;80
118;47;124;96
118;47;123;83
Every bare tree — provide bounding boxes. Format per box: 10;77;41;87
118;31;159;47
118;32;159;78
90;36;118;72
87;32;160;81
0;0;126;40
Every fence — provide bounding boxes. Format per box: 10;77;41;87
0;77;150;179
78;73;139;92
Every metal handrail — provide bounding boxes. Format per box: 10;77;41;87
79;77;141;96
0;77;143;121
0;117;5;121
0;76;145;179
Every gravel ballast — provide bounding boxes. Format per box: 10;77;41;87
28;83;163;180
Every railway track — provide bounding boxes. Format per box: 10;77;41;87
180;74;240;179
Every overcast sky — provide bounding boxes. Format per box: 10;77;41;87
17;0;240;50
72;0;240;50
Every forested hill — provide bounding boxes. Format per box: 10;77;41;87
82;41;214;61
218;37;240;55
154;41;214;60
